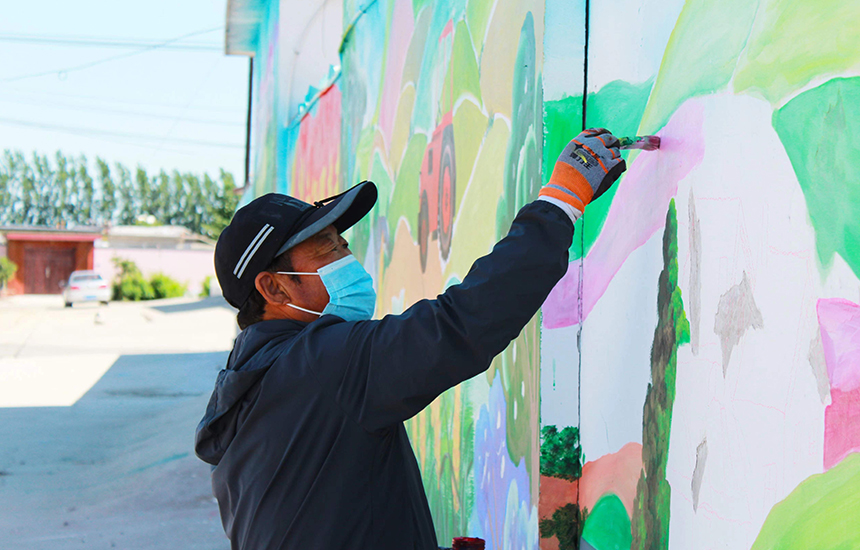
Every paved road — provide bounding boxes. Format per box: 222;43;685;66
0;295;238;549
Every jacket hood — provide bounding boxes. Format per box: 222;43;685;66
195;319;306;465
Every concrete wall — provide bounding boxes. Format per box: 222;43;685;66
240;0;860;548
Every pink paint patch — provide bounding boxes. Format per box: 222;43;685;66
377;0;414;149
817;298;860;469
543;100;706;329
824;387;860;469
817;298;860;392
292;86;342;203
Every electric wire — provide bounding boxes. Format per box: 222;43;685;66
0;88;242;113
0;96;244;126
0;117;243;149
0;32;221;51
0;27;223;83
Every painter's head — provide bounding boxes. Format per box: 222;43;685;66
214;182;377;329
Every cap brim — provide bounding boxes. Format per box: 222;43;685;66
274;181;377;257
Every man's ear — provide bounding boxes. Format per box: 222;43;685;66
255;272;291;306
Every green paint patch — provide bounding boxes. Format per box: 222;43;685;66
441;20;482;115
465;0;493;62
735;0;860;104
582;494;632;550
388;133;428;250
751;453;860;550
586;79;654;138
640;0;759;133
544;80;652;260
773;77;860;278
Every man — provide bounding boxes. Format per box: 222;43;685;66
195;129;626;549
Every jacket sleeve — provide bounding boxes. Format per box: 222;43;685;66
307;200;574;432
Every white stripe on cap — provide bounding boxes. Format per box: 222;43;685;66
233;223;273;278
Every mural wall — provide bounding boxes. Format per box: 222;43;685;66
238;0;859;547
538;0;860;549
339;0;545;544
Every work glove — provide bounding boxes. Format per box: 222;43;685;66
539;128;626;214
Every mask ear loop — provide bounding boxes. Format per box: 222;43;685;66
275;272;324;316
286;303;323;316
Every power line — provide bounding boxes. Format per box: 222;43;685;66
0;32;221;51
0;88;242;113
0;96;244;126
0;27;224;84
0;116;243;149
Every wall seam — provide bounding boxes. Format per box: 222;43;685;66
577;0;590;531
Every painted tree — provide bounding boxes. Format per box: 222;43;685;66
539;425;586;550
631;199;690;550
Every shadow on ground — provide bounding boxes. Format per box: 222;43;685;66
149;296;236;315
0;351;230;549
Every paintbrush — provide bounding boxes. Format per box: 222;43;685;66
618;135;661;150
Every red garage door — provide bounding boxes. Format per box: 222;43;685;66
23;246;76;294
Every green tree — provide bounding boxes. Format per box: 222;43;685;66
0;149;237;235
96;158;116;225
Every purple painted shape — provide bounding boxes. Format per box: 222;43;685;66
817;298;860;392
543;99;707;329
470;373;533;547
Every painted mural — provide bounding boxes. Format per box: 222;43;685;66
339;0;545;544
538;0;860;549
239;0;859;547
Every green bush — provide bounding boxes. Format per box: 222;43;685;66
150;272;187;299
114;272;155;301
111;257;186;301
200;275;212;298
0;256;18;289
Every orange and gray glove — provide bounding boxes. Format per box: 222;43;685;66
538;128;626;223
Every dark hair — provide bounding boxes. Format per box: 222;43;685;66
236;251;300;330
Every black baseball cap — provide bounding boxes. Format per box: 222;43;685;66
214;181;377;308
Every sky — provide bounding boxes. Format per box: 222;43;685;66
0;0;249;179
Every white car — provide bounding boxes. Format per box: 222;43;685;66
62;271;111;307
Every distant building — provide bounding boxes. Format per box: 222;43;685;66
0;225;217;297
0;226;102;295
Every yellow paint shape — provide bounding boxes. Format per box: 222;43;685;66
444;118;510;279
479;1;543;119
378;217;446;313
0;353;118;407
390;83;416;172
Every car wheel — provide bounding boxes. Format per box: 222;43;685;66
100;301;109;306
64;302;72;308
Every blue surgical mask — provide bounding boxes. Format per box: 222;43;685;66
278;255;376;321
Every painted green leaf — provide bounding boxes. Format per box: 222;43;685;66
639;0;759;134
734;0;860;104
751;453;860;550
773;77;860;279
582;493;632;550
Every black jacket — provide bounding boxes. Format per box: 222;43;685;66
194;201;574;549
